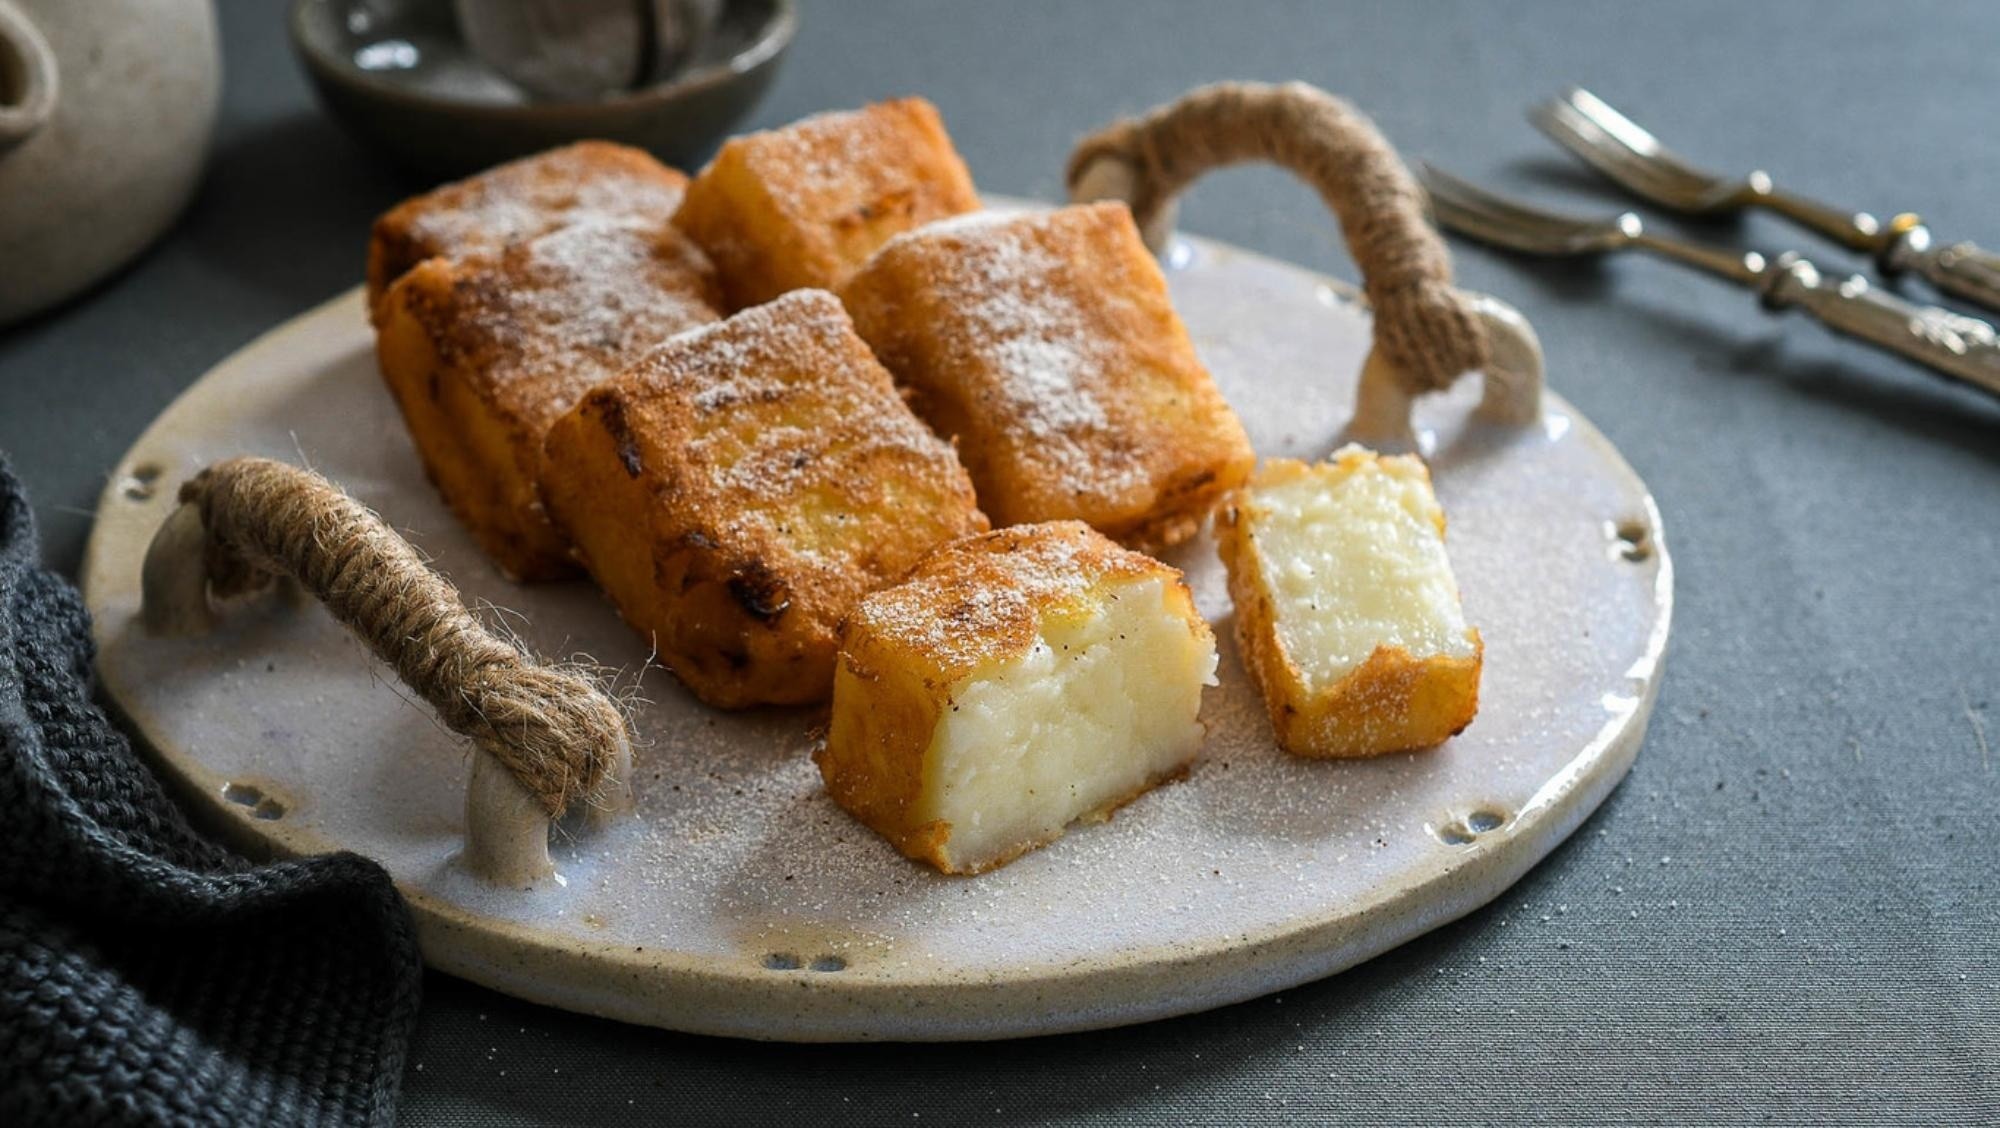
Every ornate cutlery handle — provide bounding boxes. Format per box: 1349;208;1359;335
1760;252;2000;399
1880;221;2000;314
1755;180;1884;254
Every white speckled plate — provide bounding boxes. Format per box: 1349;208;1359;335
82;204;1671;1041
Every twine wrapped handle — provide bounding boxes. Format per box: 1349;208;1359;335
155;457;626;822
1067;80;1539;432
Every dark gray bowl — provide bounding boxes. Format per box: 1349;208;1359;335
290;0;794;179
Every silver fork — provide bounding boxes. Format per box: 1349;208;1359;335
1419;166;2000;401
1532;87;2000;313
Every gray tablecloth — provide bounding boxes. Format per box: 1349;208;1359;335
2;1;1995;1123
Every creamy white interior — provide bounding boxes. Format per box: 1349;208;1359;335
922;577;1216;870
1251;459;1474;689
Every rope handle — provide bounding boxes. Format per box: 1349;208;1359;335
1066;80;1542;444
139;457;632;887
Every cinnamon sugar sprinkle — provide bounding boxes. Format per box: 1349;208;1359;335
447;222;718;431
876;213;1142;495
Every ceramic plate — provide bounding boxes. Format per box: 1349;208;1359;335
82;206;1671;1040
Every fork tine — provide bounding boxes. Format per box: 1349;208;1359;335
1420;166;1569;229
1552;88;1723;194
1417;165;1607;253
1560;87;1666;158
1558;87;1886;252
1532;96;1704;202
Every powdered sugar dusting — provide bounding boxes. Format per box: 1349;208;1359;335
905;215;1133;491
402;145;686;261
638;290;973;557
110;215;1669;1036
882;207;1016;242
852;523;1154;675
748;101;968;224
653;288;844;385
452;222;718;431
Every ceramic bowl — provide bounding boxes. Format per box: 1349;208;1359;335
289;0;794;179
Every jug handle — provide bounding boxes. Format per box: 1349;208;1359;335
0;0;57;150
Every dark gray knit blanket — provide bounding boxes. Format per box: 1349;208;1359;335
0;455;422;1126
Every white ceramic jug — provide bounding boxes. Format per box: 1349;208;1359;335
0;0;220;325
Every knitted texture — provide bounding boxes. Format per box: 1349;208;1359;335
0;455;423;1127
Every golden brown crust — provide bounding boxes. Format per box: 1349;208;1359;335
840;202;1254;550
375;222;721;580
817;651;941;858
1270;642;1481;759
538;289;987;708
819;520;1202;872
673;98;981;309
840;520;1171;685
366;141;690;320
1216;457;1480;758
